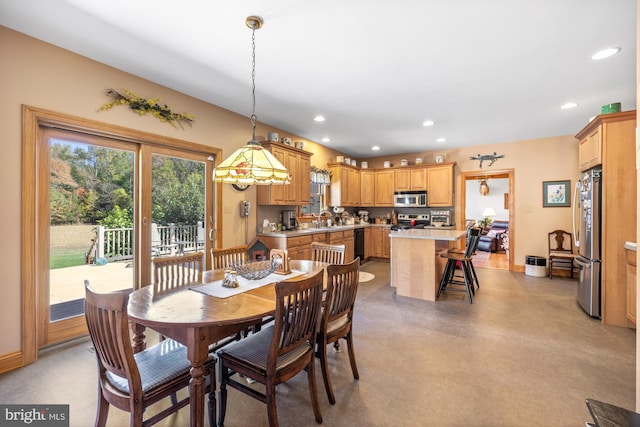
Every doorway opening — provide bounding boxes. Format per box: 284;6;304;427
460;169;514;271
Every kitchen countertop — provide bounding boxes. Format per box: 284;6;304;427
257;223;375;238
625;241;637;251
389;227;466;241
256;222;458;238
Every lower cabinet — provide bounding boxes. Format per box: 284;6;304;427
328;230;354;263
626;247;636;325
369;226;391;259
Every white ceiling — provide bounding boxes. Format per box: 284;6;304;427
1;0;636;158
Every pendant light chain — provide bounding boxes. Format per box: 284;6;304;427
250;24;257;139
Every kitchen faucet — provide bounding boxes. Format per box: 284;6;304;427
316;210;333;228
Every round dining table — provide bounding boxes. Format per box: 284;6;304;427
127;259;328;427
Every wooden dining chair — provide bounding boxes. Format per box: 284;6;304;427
211;245;249;270
548;229;578;279
84;280;216;427
316;257;361;404
311;242;345;264
217;270;325;427
152;251;203;294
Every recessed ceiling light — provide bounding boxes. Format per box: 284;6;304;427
436;138;446;143
422;120;435;127
371;146;380;151
321;137;330;143
561;102;578;110
314;115;325;122
592;47;621;60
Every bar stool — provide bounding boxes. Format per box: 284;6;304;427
438;231;481;303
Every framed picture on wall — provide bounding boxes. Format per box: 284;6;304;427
543;180;571;207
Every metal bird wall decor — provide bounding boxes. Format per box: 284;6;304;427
470;152;505;169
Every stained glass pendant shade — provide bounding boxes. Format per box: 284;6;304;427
213;138;291;184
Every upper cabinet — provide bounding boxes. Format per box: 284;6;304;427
578;127;602;172
427;163;455;207
257;142;312;206
394;167;427;191
328;163;360;207
360;170;375;206
374;169;395;206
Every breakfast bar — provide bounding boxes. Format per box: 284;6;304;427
389;228;467;301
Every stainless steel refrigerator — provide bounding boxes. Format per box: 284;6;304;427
573;167;602;318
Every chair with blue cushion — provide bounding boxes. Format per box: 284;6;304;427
84;280;216;427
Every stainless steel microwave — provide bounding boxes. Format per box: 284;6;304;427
393;191;427;207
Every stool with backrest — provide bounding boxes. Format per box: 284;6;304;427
316;257;361;404
548;229;578;279
217;270;325;427
84;280;215;427
311;242;345;264
437;230;481;303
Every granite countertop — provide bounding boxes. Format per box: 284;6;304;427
389;228;466;241
625;241;637;251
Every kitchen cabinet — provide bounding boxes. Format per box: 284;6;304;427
328;163;360;207
328;229;354;263
395;167;427;191
625;246;636;326
575;110;637;327
369;226;391;259
257;142;312;206
258;232;327;261
578;127;602;172
360;170;375;206
374;170;395;206
364;226;372;260
427;163;455;207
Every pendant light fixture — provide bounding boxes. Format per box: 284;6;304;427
479;178;490;196
213;16;291;185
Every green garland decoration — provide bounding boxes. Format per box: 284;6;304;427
99;88;195;129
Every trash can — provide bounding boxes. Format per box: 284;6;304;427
525;255;547;277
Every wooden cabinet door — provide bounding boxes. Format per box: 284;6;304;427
626;257;636;325
360;171;375;206
427;164;454;207
410;168;427;190
298;155;310;205
284;151;298;204
381;227;390;258
364;226;372;259
579;128;602;171
350;168;361;206
375;170;395;206
370;228;382;257
343;236;354;263
395;169;411;191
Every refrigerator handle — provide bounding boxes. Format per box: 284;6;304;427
572;181;580;248
574;257;591;268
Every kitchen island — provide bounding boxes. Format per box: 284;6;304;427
389;228;467;301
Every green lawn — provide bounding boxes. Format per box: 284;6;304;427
50;248;86;269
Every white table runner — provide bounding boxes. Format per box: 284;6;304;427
190;270;305;299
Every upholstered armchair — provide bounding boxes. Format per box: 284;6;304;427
477;221;509;252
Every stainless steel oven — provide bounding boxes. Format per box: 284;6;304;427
393;191;427;208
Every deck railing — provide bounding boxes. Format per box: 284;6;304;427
92;222;204;262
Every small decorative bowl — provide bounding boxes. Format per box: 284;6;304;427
231;260;276;280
